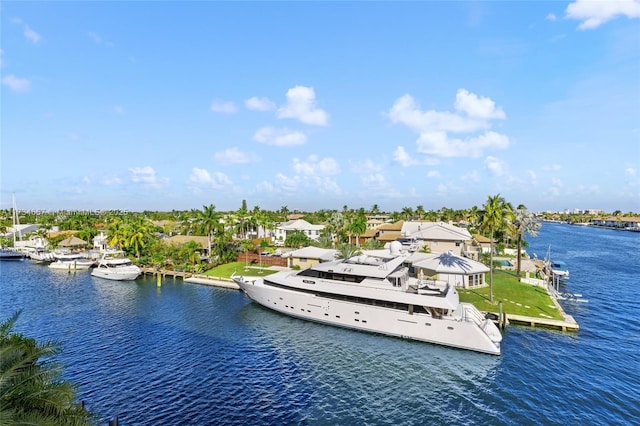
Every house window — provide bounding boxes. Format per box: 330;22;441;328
300;258;308;263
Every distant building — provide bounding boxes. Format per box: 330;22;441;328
282;246;337;269
274;219;325;245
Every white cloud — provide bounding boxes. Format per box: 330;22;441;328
256;181;277;194
393;145;440;167
114;105;125;114
388;93;493;133
528;170;538;185
546;13;558;21
416;131;509;158
277;85;329;126
485;156;507;176
24;25;42;43
625;167;637;177
129;166;168;189
388;90;509;158
292;155;340;176
269;156;342;195
214;148;257;164
245;96;276;111
361;173;387;188
188;167;232;192
393;146;417;167
210;100;238;113
426;170;441;179
253;126;306;146
566;0;640;30
275;173;300;193
2;74;31;93
454;89;506;119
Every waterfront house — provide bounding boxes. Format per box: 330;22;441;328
591;216;640;231
274;219;325;246
163;235;210;258
282;246;337;269
374;220;404;244
400;221;472;256
463;234;493;260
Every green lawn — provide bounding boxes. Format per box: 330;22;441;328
204;261;279;278
458;269;563;320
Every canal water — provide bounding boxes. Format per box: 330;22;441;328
1;223;638;425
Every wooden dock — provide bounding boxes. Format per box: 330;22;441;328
140;267;192;279
505;313;579;332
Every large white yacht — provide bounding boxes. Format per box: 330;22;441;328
91;250;141;281
233;242;502;355
48;252;95;270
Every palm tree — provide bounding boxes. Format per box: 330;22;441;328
107;217;127;249
512;205;541;277
326;212;345;246
400;206;414;220
481;194;512;302
467;205;481;233
196;204;218;262
128;223;147;260
335;243;362;259
349;212;368;247
0;311;94;425
279;205;289;222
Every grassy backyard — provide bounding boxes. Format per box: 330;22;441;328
204;261;279;278
458;269;562;320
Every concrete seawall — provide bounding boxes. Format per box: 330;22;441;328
184;275;240;290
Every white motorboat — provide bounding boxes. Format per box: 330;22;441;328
543;246;569;279
91;250;141;281
233;242;502;355
48;252;95;271
549;260;569;278
28;248;56;263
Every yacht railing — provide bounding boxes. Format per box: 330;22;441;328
462;303;486;325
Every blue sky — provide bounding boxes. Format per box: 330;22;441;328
2;1;639;214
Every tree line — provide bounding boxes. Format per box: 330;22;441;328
1;196;540;281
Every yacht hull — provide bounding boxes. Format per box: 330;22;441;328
91;269;140;281
49;261;94;270
235;277;501;356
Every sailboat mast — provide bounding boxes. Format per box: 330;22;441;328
12;193;21;246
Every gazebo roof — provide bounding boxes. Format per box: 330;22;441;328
58;236;88;247
413;251;489;274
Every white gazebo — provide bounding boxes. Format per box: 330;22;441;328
412;251;489;289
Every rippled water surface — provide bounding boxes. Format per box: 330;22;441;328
1;224;638;425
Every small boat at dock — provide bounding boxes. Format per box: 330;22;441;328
91;250;141;281
48;252;95;271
